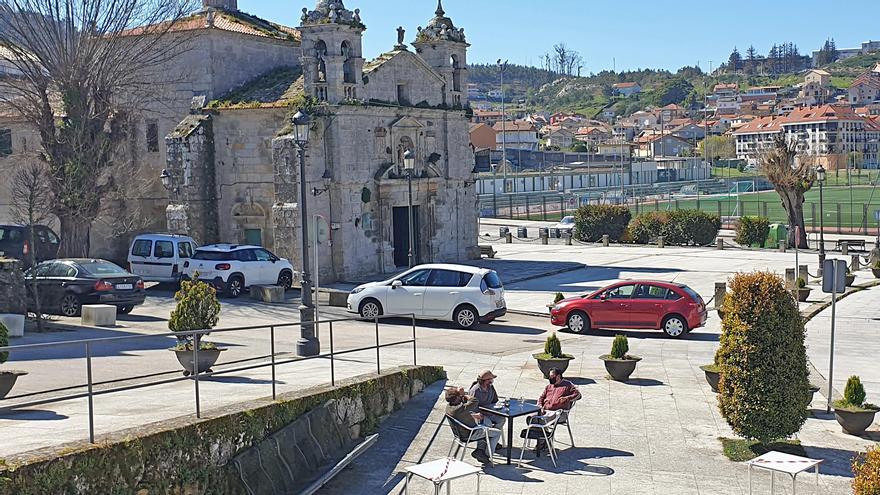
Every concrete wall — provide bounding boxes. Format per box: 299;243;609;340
0;366;445;495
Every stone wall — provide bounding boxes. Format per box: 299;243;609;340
0;365;445;495
0;259;25;315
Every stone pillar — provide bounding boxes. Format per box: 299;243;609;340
799;264;809;282
841;241;849;256
778;240;787;253
716;238;724;250
602;234;610;247
272;136;302;271
657;236;665;248
714;282;726;310
785;268;796;288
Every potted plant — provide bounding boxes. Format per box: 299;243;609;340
793;277;811;302
168;274;224;376
700;363;721;393
833;375;880;435
600;335;641;381
0;322;27;400
872;260;880;279
547;292;565;313
533;332;574;378
845;267;856;287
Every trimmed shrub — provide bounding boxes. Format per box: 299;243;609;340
573;205;631;242
842;375;867;408
796;277;807;289
169;274;221;338
0;321;7;365
736;216;770;247
610;335;629;359
627;209;720;246
554;292;565;304
544;332;563;358
853;445;880;495
716;271;810;445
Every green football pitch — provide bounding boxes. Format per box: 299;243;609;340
660;185;880;229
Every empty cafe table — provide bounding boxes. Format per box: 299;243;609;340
404;457;481;495
480;399;541;465
747;450;822;495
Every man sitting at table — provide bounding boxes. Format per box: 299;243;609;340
468;370;506;442
527;367;581;456
445;387;501;465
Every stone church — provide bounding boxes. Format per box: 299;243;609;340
163;0;478;282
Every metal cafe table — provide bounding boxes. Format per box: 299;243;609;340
479;399;541;465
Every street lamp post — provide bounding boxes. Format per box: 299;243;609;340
292;110;319;357
404;150;416;268
817;164;826;268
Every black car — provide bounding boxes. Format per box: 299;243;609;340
26;259;146;317
0;224;61;265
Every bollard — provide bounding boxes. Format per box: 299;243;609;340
841;241;849;256
657;236;665;249
541;232;548;245
714;282;726;310
602;234;610;247
499;226;509;238
517;226;528;239
716;238;724;250
505;232;512;244
778;240;787;253
799;264;809;282
785;268;796;288
818;252;826;277
565;233;572;246
851;254;861;272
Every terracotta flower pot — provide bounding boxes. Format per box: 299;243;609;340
534;355;573;379
600;355;642;381
834;407;878;435
0;370;27;399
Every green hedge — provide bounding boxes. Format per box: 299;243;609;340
628;209;721;246
573;205;631;242
716;272;809;445
735;216;770;247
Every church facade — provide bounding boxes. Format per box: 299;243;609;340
164;0;478;283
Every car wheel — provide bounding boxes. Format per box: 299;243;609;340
277;270;293;291
118;305;134;315
359;299;383;319
454;305;479;329
226;276;244;298
662;315;688;338
60;294;82;317
566;310;589;334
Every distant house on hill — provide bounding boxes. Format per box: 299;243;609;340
612;82;641;97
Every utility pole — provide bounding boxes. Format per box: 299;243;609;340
498;59;509;193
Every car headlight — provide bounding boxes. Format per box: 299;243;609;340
350;287;365;295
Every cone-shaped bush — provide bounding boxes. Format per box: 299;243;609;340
843;376;867;408
715;271;809;445
544;332;563;358
168;274;221;335
610;335;629;359
0;321;8;365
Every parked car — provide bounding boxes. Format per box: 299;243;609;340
550;280;707;338
25;259;146;317
182;244;295;298
0;224;60;265
127;234;198;284
346;264;506;329
552;216;576;234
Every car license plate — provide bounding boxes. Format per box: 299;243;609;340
116;284;133;290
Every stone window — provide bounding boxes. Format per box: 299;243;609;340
0;129;11;156
342;40;356;84
315;40;328;82
397;83;409;105
450;54;462;92
146;120;159;153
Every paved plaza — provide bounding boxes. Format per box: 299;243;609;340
1;237;878;494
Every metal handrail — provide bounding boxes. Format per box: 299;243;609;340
0;313;418;445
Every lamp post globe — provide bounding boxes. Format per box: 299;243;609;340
292;109;319;357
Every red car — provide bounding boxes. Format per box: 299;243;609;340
550;281;707;338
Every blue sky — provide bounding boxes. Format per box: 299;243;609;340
246;0;880;72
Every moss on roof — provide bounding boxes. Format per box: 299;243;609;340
363;50;404;73
208;66;305;109
221;9;299;41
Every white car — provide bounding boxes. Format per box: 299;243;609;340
346;264;506;329
553;216;576;233
127;233;198;284
182;244;296;298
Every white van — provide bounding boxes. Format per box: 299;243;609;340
127;234;198;284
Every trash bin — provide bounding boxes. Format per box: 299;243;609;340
764;223;788;248
499;226;509;237
517;227;528;238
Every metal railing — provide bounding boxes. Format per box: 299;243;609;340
0;314;417;444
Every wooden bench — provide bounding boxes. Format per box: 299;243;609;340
836;239;866;252
479;245;497;258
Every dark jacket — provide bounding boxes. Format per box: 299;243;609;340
446;396;480;439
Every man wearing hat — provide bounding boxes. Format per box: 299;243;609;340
469;370;506;438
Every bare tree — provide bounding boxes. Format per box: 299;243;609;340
760;135;815;249
0;0;198;257
9;162;53;330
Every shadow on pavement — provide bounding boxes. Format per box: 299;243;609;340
805;445;866;477
8;329;180;362
380;317;546;336
623;378;666;387
0;408;69;421
586;328;720;342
